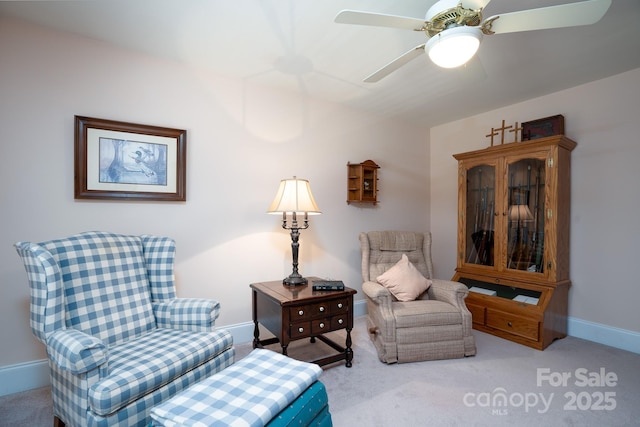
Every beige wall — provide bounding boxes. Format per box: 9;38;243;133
0;18;430;367
2;15;638;375
430;67;640;334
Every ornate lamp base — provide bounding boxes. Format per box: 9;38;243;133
281;216;309;287
283;274;308;286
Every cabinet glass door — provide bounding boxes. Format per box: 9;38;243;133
506;158;546;273
362;168;375;200
465;164;496;267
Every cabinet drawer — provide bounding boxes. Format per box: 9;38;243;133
290;305;313;320
290;321;311;339
312;318;332;334
466;302;486;325
330;298;349;315
331;316;348;330
311;302;330;317
292;299;349;320
291;302;337;318
486;309;539;341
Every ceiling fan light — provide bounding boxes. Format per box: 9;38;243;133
426;26;482;68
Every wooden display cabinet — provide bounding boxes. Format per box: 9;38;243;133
452;135;576;350
347;160;379;204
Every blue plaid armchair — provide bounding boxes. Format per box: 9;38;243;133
14;231;235;427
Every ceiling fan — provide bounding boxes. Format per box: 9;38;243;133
334;0;612;82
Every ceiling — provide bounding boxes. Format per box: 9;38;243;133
2;0;640;128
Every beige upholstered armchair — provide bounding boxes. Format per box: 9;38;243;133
360;231;476;363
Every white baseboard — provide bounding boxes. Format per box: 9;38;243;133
568;317;640;354
0;359;50;397
4;304;635;397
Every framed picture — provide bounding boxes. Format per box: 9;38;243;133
521;114;565;141
74;116;186;201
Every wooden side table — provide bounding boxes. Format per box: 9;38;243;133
250;278;357;367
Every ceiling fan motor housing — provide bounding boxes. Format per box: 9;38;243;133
425;0;483;36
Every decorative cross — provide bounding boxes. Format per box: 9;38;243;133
495;120;512;145
485;128;499;146
510;121;523;143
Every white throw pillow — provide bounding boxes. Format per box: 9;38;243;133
376;254;432;301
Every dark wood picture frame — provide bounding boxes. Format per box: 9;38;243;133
75;116;186;201
521;114;565;141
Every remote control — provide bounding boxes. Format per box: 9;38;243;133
312;280;345;291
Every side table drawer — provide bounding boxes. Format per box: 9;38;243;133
312;318;331;334
330;298;349;315
290;306;313;320
331;316;347;330
290;302;335;319
312;302;330;317
289;299;349;320
290;321;312;339
311;315;348;334
486;309;539;341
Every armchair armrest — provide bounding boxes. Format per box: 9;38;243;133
428;279;469;309
154;298;221;331
362;281;393;304
47;329;107;375
362;280;397;343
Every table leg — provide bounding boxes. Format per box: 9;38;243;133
252;320;260;349
345;327;353;368
252;290;259;349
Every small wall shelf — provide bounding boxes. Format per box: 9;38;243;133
347;160;379;204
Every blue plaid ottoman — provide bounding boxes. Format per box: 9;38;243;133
150;348;332;427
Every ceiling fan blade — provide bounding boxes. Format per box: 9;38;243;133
364;45;426;83
465;0;492;10
335;10;425;31
484;0;611;34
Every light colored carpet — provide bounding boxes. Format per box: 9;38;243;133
244;317;640;427
2;316;639;426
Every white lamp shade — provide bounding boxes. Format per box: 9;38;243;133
267;177;321;215
426;26;482;68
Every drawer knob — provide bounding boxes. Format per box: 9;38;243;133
298;310;304;316
298;327;304;333
507;321;513;327
319;306;325;312
338;319;344;325
319;322;325;329
337;303;343;309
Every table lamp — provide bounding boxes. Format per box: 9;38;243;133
267;176;321;285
